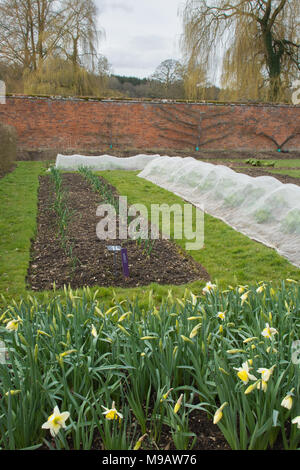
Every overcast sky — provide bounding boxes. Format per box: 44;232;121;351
95;0;185;78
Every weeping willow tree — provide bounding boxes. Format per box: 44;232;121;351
220;17;268;101
183;60;208;100
60;0;102;72
181;0;300;102
23;56;102;96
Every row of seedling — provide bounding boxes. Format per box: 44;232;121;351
78;166;119;212
78;166;156;257
49;167;79;272
135;229;156;258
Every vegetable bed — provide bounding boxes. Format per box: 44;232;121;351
27;171;209;291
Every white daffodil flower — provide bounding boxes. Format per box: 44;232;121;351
234;361;257;384
238;285;247;294
102;401;123;421
256;284;266;294
202;282;217;295
240;292;250;305
257;365;276;382
42;406;70;437
261;323;278;339
6;319;21;332
292;416;300;429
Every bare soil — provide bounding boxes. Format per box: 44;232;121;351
27;173;209;291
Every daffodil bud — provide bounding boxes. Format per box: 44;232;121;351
213;402;228;424
174;394;183;414
218;367;229;376
133;434;147;450
181;335;193;344
189;323;202;338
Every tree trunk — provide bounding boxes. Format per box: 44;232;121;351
261;27;284;101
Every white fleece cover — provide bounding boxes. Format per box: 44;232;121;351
55;153;161;171
138;156;300;268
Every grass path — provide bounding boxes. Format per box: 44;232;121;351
0;162;45;297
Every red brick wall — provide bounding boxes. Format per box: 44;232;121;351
0;96;300;154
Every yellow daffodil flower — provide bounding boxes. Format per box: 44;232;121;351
102;402;123;421
257;365;276;382
202;282;217;295
42;406;70;437
240;292;250;305
256;285;265;294
213;402;228;424
234;361;257;384
238;285;247;294
6;319;21;332
261;323;278;339
217;311;226;320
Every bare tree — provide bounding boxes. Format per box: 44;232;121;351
0;0;63;71
0;0;102;71
151;59;184;98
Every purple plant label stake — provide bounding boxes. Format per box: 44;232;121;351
121;248;129;278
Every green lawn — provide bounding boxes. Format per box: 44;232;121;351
271;159;300;168
0;162;45;297
268;169;300;178
0;163;299;306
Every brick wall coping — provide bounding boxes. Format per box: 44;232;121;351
5;94;300;108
